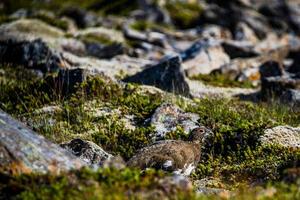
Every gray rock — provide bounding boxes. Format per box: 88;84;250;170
0;39;63;73
280;89;300;107
234;22;259;43
150;103;200;140
136;0;171;24
198;25;232;40
261;74;300;99
60;7;99;28
60;138;113;167
85;42;124;59
181;39;230;76
260;126;300;149
0;110;85;174
216;45;289;84
123;55;190;96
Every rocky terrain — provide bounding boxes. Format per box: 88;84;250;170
0;0;300;199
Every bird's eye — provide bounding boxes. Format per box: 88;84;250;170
198;128;205;133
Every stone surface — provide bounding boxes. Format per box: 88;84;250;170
188;79;259;99
221;40;259;59
194;177;229;196
259;61;285;79
60;138;113;167
123;55;190;96
216;46;289;83
234;22;259;44
150;103;199;140
0;39;64;73
280;89;300;107
181;39;230;76
0;19;86;54
261;74;300;99
127;127;212;176
260;126;300;149
0;110;85;174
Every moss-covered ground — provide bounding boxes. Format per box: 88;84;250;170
1;64;300;199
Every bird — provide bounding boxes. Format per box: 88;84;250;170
127;126;212;176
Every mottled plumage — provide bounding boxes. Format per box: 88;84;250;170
127;126;212;176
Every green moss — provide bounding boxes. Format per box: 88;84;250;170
2;167;300;199
79;34;116;45
191;73;256;88
0;65;55;115
186;98;300;184
29;14;69;31
0;168;193;200
2;64;300;195
165;1;203;29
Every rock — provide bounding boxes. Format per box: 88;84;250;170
0;110;85;174
188;79;258;99
0;19;86;55
216;46;289;84
150;103;200;140
60;7;99;28
194;177;230;196
123;55;190;96
60;52;151;78
0;19;64;41
74;27;125;44
0;39;64;73
127;127;212;176
254;33;289;54
261;74;300;99
181;39;230;76
280;89;300;107
221;40;259;59
241;9;271;39
234;22;259;44
85;42;124;59
259;61;285;79
60;139;113;167
136;0;172;24
198;25;232;40
123;23;168;47
260;126;300;149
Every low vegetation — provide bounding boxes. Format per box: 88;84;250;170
191;73;256;89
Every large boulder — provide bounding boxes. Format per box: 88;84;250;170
0;110;85;175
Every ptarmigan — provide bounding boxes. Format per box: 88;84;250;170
127;126;212;176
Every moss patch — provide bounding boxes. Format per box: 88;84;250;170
191;73;256;88
165;1;203;29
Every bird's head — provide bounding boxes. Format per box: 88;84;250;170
188;126;213;144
